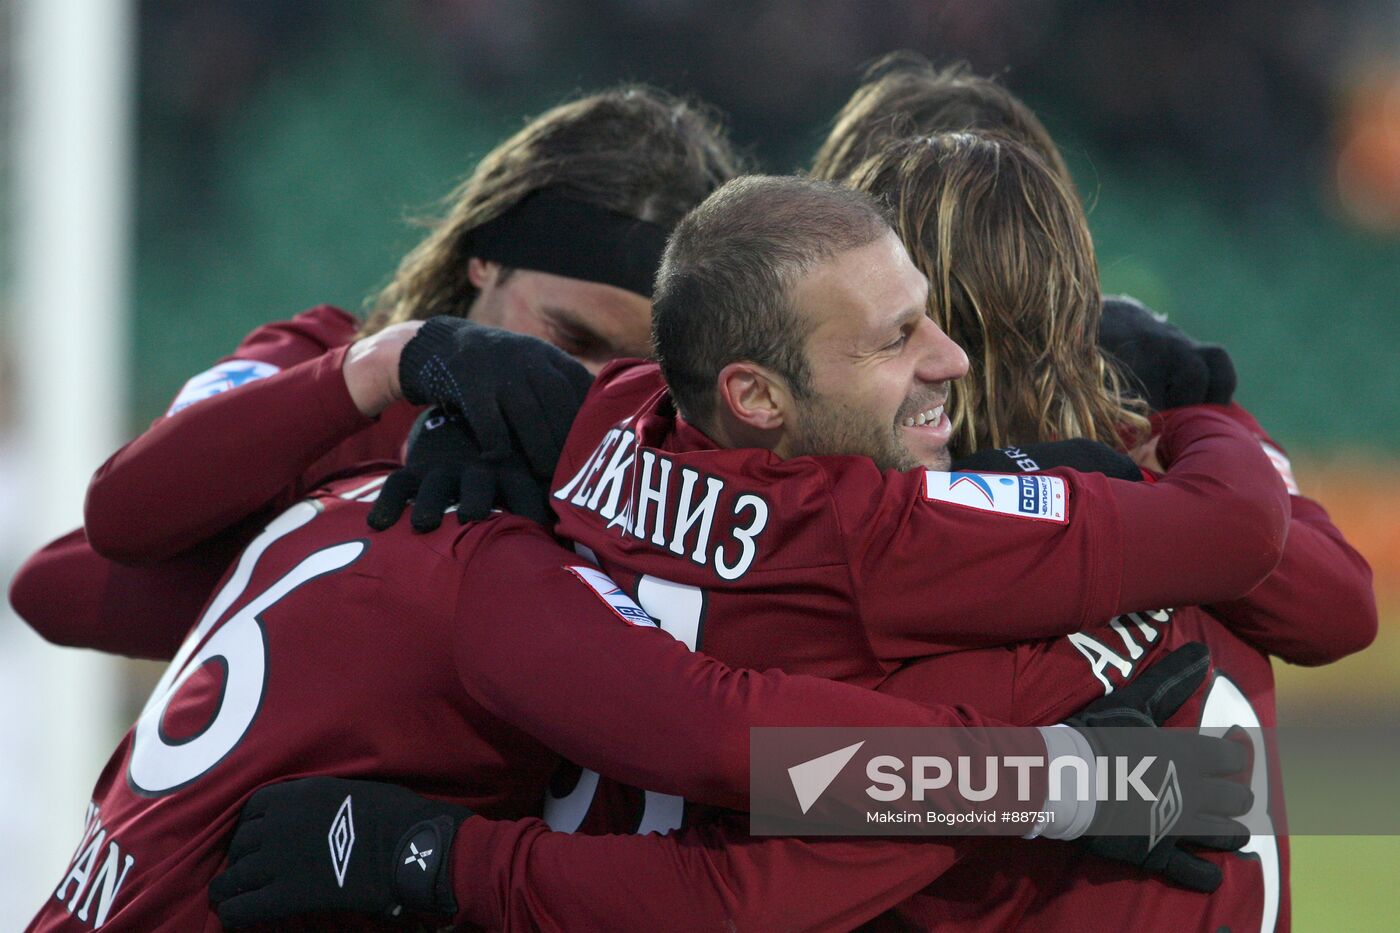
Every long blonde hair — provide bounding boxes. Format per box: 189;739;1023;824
811;54;1072;189
847;132;1148;454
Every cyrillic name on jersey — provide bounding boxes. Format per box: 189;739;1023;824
923;470;1068;522
51;802;136;928
554;426;770;581
1067;608;1175;694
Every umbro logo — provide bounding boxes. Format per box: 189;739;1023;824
328;795;356;887
1148;761;1183;850
403;841;434;871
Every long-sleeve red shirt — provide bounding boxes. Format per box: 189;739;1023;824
8;315;1375;932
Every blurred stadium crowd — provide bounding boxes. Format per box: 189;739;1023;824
146;0;1390;196
116;0;1400;446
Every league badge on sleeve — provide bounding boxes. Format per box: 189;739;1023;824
167;360;281;415
923;471;1067;523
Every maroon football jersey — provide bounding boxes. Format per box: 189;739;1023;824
33;470;1032;931
86;305;419;566
541;361;1275;815
523;360;1290;929
485;594;1285;932
452;607;1289;933
551;362;1285;680
869;607;1288;932
13;306;420;663
28;480;562;932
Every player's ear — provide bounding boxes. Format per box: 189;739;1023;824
717;361;791;432
467;258;503;290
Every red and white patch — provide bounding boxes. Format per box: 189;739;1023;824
1260;441;1300;495
923;470;1068;523
565;565;657;627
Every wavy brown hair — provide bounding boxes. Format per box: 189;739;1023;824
846;132;1148;454
811;53;1071;188
361;86;742;336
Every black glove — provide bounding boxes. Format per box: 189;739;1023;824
953;438;1142;482
367;408;551;532
1062;643;1252;892
1099;296;1236;411
399;316;594;477
210;777;473;929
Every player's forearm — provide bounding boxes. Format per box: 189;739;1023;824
1208;495;1377;665
1112;406;1289;612
472;641;1010;812
84;347;374;564
8;526;237;659
1188;403;1377;664
458;524;1011;811
450;814;974;933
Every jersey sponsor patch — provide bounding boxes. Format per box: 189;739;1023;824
923;470;1068;523
565;565;658;627
167;360;280;415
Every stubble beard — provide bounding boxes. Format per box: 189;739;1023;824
791;394;922;473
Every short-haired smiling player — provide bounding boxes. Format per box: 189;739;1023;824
212;175;1294;932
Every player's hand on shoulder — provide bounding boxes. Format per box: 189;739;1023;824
1099;296;1236;411
210;776;473;928
367;407;553;532
953;438;1143;482
343;320;425;417
398;315;595;478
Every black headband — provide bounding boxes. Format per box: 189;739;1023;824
469;190;669;298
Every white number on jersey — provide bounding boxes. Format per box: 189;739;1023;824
1199;674;1280;933
128;501;364;794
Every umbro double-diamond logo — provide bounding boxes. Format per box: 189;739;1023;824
1148;761;1183;850
328;795;356;887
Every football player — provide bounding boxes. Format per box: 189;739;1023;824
25;175;1260;931
29;450;1148;930
377;75;1364;931
212;175;1294;932
12;84;740;656
421;135;1369;933
810;58;1374;930
16;78;1366;930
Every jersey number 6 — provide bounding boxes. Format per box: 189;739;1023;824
128;502;363;795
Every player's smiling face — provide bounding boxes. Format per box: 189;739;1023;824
786;230;968;472
467;259;653;374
